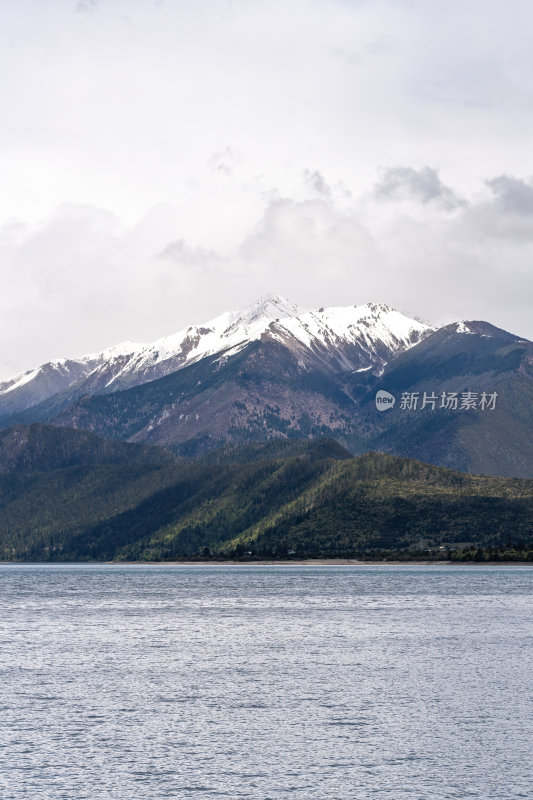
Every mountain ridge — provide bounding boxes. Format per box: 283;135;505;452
2;296;532;478
0;294;432;419
0;423;176;473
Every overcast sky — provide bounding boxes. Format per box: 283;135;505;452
2;0;533;378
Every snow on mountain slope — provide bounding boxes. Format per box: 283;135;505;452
270;302;431;371
97;294;302;389
0;343;143;419
0;295;433;418
0;341;141;397
85;295;432;388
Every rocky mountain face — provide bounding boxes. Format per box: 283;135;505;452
1;296;532;477
51;338;360;454
48;320;533;477
351;321;533;476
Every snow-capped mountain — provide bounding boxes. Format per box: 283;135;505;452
0;295;433;419
2;298;533;476
0;342;143;420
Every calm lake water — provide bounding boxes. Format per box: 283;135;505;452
0;563;531;799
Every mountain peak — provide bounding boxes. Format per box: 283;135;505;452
362;302;395;314
0;295;434;419
237;294;300;325
444;320;523;341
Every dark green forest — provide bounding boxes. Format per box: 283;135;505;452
1;426;532;562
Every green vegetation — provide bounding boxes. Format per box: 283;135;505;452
0;433;532;562
0;423;175;473
450;544;533;562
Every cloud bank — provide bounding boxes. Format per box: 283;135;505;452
1;1;533;377
2;169;533;379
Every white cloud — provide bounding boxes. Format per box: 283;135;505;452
237;196;378;305
1;1;533;376
2;170;533;379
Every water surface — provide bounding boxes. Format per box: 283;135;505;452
1;564;531;799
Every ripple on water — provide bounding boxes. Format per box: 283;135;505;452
0;563;532;800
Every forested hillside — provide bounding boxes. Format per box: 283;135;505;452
1;433;532;562
0;423;175;473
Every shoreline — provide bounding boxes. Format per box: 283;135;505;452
1;559;531;566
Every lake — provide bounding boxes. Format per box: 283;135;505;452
1;563;531;799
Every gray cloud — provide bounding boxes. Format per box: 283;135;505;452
75;0;100;13
208;148;240;178
304;170;331;197
374;166;466;211
486;174;533;215
158;238;221;268
460;174;533;241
